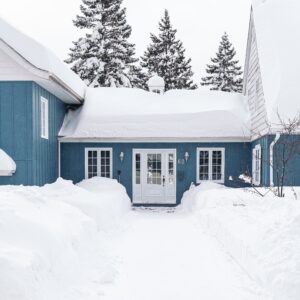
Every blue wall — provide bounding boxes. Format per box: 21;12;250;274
252;135;300;187
0;81;67;186
61;142;251;204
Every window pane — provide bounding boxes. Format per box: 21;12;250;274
136;154;141;184
168;154;174;184
199;151;209;181
87;150;98;178
147;154;162;185
100;150;111;178
212;151;222;181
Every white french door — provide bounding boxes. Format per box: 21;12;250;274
133;149;177;204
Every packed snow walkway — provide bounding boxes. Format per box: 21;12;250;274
102;208;268;300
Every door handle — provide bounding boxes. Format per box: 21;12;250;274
163;176;166;187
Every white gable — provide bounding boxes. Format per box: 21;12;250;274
60;88;250;141
252;0;300;125
0;17;86;103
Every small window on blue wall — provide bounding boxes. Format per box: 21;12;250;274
197;148;225;184
40;97;49;139
85;148;112;179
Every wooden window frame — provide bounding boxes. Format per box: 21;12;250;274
40;97;49;139
85;148;113;179
196;148;225;184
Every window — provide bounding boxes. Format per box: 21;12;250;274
85;148;112;179
197;148;225;183
147;153;162;185
135;153;141;184
40;97;49;139
168;153;174;184
252;145;261;186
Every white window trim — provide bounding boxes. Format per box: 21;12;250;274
252;144;261;186
40;97;49;139
196;148;225;184
85;148;113;179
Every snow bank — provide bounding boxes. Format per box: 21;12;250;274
0;178;131;300
0;149;16;176
60;87;250;139
181;183;300;300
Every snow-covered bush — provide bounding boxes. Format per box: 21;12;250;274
181;183;300;300
0;178;131;300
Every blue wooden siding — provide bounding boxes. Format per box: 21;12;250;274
31;82;66;186
0;81;67;186
61;142;251;204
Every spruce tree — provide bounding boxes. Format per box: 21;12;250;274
141;10;197;91
201;33;243;93
65;0;139;88
128;65;149;90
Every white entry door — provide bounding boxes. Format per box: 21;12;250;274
133;149;177;205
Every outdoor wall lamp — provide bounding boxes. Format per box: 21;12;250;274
120;152;125;162
184;152;190;162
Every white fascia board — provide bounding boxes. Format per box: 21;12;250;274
59;136;251;143
0;39;83;104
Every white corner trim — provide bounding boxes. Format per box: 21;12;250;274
270;133;280;186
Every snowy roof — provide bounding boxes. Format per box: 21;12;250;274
0;17;86;102
252;0;300;124
0;149;16;176
60;88;250;140
147;75;165;87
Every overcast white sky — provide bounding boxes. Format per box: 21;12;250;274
0;0;251;82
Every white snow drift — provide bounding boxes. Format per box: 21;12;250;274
0;177;131;300
181;182;300;300
0;149;16;176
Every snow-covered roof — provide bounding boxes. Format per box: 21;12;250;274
252;0;300;124
60;88;250;140
0;149;16;176
0;17;86;103
147;75;165;87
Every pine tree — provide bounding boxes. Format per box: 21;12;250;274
201;33;243;93
65;0;138;88
128;65;149;90
141;10;197;91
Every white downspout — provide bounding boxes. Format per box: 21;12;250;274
270;133;280;186
58;140;61;178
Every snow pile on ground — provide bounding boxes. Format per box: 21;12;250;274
181;183;300;300
0;149;16;176
0;178;131;300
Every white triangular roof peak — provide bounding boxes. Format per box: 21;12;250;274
252;0;300;124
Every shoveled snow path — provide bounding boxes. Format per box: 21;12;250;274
102;208;268;300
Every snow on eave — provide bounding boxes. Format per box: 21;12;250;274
59;87;250;139
0;149;16;176
0;17;86;104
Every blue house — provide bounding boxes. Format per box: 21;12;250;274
0;0;299;205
